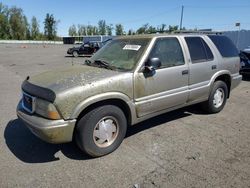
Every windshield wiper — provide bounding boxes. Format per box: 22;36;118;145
93;59;115;70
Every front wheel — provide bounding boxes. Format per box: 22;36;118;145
75;105;127;157
203;81;228;113
72;51;79;57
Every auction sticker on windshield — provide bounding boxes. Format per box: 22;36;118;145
123;45;141;51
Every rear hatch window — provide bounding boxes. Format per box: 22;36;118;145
208;35;239;57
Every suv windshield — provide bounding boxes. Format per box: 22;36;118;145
90;38;150;71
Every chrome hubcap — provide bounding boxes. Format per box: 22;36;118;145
93;116;119;148
213;88;224;108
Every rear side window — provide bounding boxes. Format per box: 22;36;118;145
208;35;239;57
185;37;214;63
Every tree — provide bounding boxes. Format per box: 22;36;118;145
87;25;92;35
98;20;106;35
157;24;166;33
44;13;57;40
31;16;39;40
85;25;98;35
106;24;113;36
115;24;124;35
92;26;98;35
0;3;10;39
9;6;26;39
127;29;135;35
68;24;77;36
147;26;157;34
78;24;86;36
23;15;31;39
136;23;149;34
168;25;178;33
128;29;132;35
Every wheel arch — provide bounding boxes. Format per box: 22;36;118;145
214;74;231;98
71;92;135;126
210;71;232;98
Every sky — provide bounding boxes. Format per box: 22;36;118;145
1;0;250;36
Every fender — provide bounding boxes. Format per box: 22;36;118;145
209;70;231;87
70;92;136;122
210;70;231;83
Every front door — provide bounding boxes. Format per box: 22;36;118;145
134;37;189;117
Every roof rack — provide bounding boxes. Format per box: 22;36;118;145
173;30;223;35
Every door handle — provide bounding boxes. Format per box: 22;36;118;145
182;70;189;75
212;65;217;70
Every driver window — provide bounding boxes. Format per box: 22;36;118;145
148;37;185;68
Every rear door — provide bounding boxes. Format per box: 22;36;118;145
78;44;86;54
183;36;218;103
134;37;189;117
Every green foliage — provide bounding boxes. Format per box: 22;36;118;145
0;2;59;40
68;24;77;36
98;20;106;35
71;22;114;36
86;25;98;35
136;23;149;34
66;21;180;37
115;24;124;35
106;24;113;36
44;13;58;40
136;23;158;34
157;24;166;33
77;24;86;36
147;26;157;34
135;23;178;34
8;6;26;39
127;29;135;35
0;3;10;39
23;15;31;39
31;16;40;40
168;25;178;33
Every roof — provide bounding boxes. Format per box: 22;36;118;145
115;32;222;40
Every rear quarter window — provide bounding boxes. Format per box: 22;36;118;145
208;35;239;57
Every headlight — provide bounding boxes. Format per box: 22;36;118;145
35;98;61;120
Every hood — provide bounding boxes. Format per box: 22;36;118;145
68;46;80;51
26;64;122;94
72;46;80;50
22;64;134;119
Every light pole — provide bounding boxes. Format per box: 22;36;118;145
180;5;184;30
235;22;241;49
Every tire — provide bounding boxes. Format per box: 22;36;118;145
203;81;228;114
72;51;79;57
75;105;127;157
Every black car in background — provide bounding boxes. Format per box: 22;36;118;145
239;49;250;78
67;39;112;57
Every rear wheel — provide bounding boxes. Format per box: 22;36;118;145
203;81;228;113
75;105;127;157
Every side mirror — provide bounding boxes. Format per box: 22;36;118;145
144;57;161;72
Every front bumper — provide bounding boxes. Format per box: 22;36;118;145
231;73;242;90
17;102;76;144
67;49;73;55
240;67;250;75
